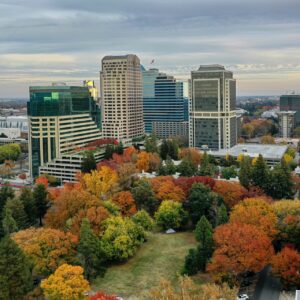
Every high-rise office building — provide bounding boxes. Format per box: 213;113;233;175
142;68;189;138
100;54;144;141
277;111;296;138
280;95;300;124
189;65;237;150
28;84;103;181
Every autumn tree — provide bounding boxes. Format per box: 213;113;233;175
117;162;137;190
0;236;33;300
35;175;49;188
82;166;119;199
33;183;48;226
132;209;154;231
78;218;106;279
195;216;214;271
229;198;278;238
208;223;274;278
136;151;150;172
260;135;275;144
154;179;185;202
41;264;90;300
12;227;78;276
238;155;252;188
112;191;137;216
271;247;300;287
179;148;201;167
213;181;247;208
148;152;161;172
155;200;187;230
131;179;158;215
89;291;117;300
101;216;146;261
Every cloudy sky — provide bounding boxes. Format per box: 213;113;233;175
1;0;300;97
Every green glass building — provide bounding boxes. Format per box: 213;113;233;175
28;85;102;180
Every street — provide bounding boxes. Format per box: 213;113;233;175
253;266;281;300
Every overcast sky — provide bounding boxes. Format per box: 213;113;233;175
1;0;300;97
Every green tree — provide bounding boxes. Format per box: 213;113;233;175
2;207;18;235
182;248;198;275
238;156;252;188
19;187;36;225
165;156;176;175
168;140;179;160
216;204;228;225
266;161;294;199
33;184;48;226
155;200;187;230
104;144;114;160
0;236;33;299
177;158;197;177
188;183;216;225
145;133;158;153
115;141;124;155
4;198;28;230
132;179;159;216
195;216;214;271
81;151;97;173
0;184;14;237
78;218;106;279
198;152;216;176
159;139;169;160
132;209;154;231
221;166;237;180
252;154;269;190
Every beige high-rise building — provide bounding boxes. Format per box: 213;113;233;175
100;54;144;141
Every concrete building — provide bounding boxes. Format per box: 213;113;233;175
0;116;28;134
277;111;296;138
83;80;99;101
142;68;189;139
100;54;144;142
28;84;103;182
280;95;300;124
209;143;288;166
189;65;237;150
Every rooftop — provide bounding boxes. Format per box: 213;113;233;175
209;143;288;160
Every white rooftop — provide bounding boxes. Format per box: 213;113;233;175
209;143;288;160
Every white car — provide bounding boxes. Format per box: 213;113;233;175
237;294;249;300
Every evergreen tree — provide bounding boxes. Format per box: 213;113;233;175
168;140;179;160
266;161;294;199
198;152;215;176
252;154;269;190
157;162;167;176
33;184;48;226
165;156;176;175
19;187;36;225
238;156;252;188
78;218;106;279
116;141;124;155
188;183;214;224
194;216;214;271
0;184;14;237
177;158;196;177
2;207;18;235
81;151;97;173
0;236;33;299
159;139;169;160
216;203;228;225
104;144;114;159
182;248;198;275
145;133;158;153
4;198;28;230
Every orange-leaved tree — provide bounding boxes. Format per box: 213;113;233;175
179;147;202;166
208;222;274;278
112;191;137;216
136;151;150;172
89;291;117;300
35;175;49;188
41;264;90;300
213;181;247;208
12;228;78;276
229;197;278;238
271;246;300;287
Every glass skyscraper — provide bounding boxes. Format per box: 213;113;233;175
28;84;102;180
142;68;189;138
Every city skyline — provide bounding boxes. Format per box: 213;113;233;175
1;0;300;97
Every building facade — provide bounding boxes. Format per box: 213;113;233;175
280;95;300;124
100;54;144;141
189;65;237;150
142;68;189;139
277;111;296;138
28;84;102;181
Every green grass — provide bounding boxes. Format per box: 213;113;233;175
93;232;198;299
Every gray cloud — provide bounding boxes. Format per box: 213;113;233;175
0;0;300;96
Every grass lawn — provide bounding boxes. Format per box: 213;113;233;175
93;231;200;299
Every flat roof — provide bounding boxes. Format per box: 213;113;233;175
209;143;288;160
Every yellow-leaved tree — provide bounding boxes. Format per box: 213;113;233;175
82;166;119;199
41;264;90;300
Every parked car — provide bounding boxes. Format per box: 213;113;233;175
237;294;249;300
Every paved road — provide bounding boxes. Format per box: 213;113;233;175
253;266;281;300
